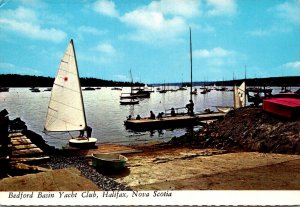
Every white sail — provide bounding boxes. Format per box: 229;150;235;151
44;39;86;132
234;81;246;109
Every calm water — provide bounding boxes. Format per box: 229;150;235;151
0;86;296;148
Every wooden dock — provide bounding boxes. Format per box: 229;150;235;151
124;112;225;131
8;132;50;164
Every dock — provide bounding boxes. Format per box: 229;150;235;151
9;132;50;164
124;112;225;131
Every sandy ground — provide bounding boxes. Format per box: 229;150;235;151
106;146;300;190
0;168;99;191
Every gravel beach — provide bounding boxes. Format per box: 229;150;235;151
48;155;132;191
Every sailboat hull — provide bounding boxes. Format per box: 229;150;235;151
69;137;97;148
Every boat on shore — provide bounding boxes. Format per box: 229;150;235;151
44;39;97;148
263;92;300;119
215;81;246;113
92;153;128;171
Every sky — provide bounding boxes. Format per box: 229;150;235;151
0;0;299;84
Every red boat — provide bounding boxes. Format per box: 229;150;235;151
263;93;300;119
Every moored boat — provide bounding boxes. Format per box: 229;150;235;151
120;99;139;105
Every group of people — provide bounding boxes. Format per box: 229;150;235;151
126;100;195;121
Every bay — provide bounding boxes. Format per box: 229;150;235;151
0;86;293;148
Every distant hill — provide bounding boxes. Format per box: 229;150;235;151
0;74;144;87
153;76;300;87
1;74;299;87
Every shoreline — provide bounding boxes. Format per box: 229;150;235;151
0;107;299;190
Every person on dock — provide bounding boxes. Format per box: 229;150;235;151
149;111;155;119
157;112;164;119
186;100;194;116
171;108;176;116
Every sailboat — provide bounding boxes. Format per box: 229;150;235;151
44;39;97;148
215;81;246;113
120;69;140;105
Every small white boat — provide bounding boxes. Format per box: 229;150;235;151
215;106;233;113
92;153;128;171
44;39;97;148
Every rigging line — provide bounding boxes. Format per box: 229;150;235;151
68;131;75;139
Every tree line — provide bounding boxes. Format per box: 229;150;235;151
0;74;144;87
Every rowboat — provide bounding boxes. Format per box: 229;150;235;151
92;153;128;171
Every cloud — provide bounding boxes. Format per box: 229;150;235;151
206;0;237;16
78;26;107;36
95;43;116;55
148;0;201;18
120;9;187;42
247;25;292;37
119;0;200;43
93;0;119;17
283;61;300;70
194;47;234;58
273;1;300;25
0;7;66;43
92;0;234;43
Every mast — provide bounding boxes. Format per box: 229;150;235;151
44;39;87;132
71;39;87;128
130;68;133;94
189;27;193;101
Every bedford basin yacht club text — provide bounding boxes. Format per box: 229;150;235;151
8;191;172;200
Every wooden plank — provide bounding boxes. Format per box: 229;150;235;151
11;135;29;140
12;148;43;157
12;143;37;150
11;156;50;163
11;138;32;145
8;132;23;138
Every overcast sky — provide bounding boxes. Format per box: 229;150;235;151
0;0;299;83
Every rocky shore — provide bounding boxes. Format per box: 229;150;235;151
167;107;300;154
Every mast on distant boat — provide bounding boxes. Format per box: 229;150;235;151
189;27;193;101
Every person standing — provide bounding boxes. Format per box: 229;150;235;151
186;100;194;116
